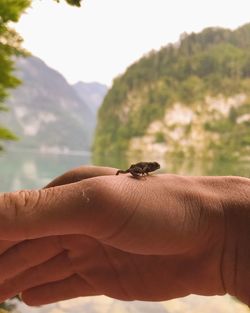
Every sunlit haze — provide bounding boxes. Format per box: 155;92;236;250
15;0;250;86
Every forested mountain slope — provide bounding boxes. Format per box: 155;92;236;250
93;23;250;170
0;56;107;152
73;81;107;115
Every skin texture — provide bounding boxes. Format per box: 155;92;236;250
0;166;249;306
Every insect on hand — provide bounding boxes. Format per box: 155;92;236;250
116;162;160;177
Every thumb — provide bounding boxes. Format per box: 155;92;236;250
0;177;117;241
45;166;117;188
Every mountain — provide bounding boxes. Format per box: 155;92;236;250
73;81;108;115
93;22;250;173
0;56;107;153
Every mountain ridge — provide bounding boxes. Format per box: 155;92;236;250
73;81;108;115
0;56;107;153
93;22;250;173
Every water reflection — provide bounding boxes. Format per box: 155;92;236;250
2;149;250;193
95;152;250;178
163;157;250;177
0;149;91;192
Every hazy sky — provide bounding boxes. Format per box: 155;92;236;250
15;0;250;86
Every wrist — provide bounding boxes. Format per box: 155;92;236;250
220;176;250;305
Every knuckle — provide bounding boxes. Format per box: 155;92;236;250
0;190;43;239
2;189;42;219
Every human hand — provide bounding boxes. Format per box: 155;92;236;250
0;166;249;305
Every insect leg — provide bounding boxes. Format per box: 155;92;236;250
116;170;129;175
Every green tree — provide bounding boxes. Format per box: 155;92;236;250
56;0;83;6
0;0;32;150
0;0;83;151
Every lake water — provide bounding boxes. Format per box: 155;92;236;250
0;148;91;192
1;149;250;313
2;148;250;193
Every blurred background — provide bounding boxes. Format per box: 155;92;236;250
1;0;250;312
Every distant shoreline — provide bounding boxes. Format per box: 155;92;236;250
3;146;91;157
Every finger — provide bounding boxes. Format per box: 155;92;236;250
0;175;133;242
45;166;117;188
0;252;73;303
0;240;20;254
0;179;96;240
0;237;62;282
21;275;97;306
